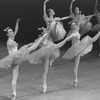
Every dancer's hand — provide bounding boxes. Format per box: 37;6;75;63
17;18;21;22
44;0;49;3
72;0;76;2
55;17;60;21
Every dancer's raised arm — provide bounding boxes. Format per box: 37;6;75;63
70;0;76;15
14;18;21;37
94;0;98;14
54;16;70;21
43;0;49;21
85;14;96;21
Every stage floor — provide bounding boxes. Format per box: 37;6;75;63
0;45;100;100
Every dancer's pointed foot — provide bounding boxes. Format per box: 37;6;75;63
43;84;47;93
74;80;78;87
11;94;16;100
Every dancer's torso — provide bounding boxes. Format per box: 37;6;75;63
7;38;18;54
68;27;80;45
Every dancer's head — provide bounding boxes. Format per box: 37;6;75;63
71;22;76;27
48;9;55;17
4;27;14;38
70;22;79;30
74;7;80;15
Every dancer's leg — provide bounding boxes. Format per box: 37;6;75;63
12;65;19;100
43;58;49;93
90;31;100;43
50;49;60;67
74;54;81;87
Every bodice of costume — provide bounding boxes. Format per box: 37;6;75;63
72;14;80;24
69;28;81;45
46;18;57;33
7;38;18;54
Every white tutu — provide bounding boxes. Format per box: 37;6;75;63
63;35;93;60
27;42;60;65
79;21;92;35
49;21;66;41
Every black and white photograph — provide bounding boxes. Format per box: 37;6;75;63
0;0;100;100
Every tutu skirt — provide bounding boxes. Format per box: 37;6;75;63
91;24;100;32
79;21;92;35
27;43;60;65
63;35;93;60
0;45;29;69
49;21;66;41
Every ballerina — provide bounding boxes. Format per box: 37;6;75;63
4;18;21;100
0;30;48;100
63;21;100;86
27;25;80;93
69;0;95;36
43;0;70;41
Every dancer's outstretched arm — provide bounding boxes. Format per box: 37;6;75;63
14;18;21;37
70;0;76;15
85;14;96;18
85;14;96;21
55;16;70;21
60;16;70;21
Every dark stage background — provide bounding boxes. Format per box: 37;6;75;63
0;0;100;50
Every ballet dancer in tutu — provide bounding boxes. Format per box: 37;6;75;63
63;21;100;87
27;25;81;93
0;30;48;100
4;18;20;100
69;0;96;36
43;0;70;41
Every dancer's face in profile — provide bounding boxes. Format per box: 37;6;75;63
7;29;13;35
48;9;55;17
7;29;14;38
75;7;80;15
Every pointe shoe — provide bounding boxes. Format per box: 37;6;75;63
74;80;78;87
12;94;16;100
43;84;47;93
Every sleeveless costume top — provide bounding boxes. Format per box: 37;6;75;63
7;38;18;54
